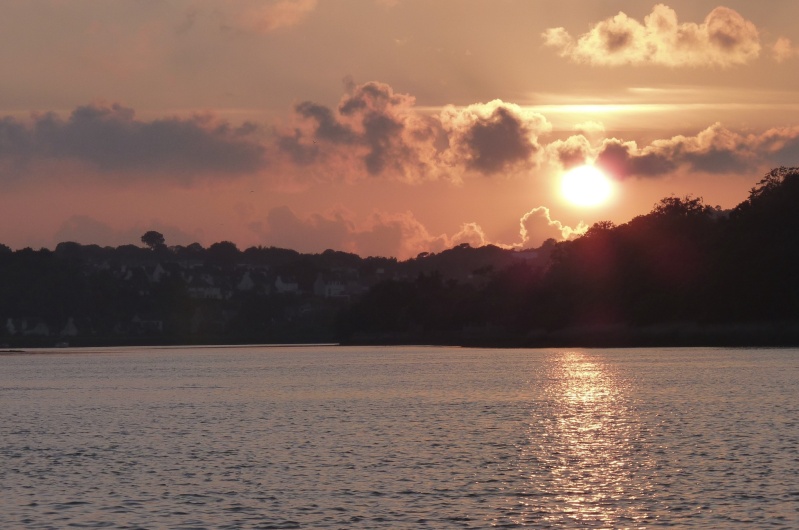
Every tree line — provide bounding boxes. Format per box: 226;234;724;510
3;167;799;347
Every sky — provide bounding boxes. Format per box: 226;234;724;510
3;0;799;258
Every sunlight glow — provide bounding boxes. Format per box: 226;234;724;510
511;351;649;526
560;165;614;207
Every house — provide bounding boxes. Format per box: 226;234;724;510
187;275;224;299
147;263;169;283
237;271;256;291
313;273;349;299
6;318;50;337
130;314;164;334
60;317;79;337
275;275;300;294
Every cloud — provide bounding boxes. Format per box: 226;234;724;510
0;84;549;188
519;206;588;246
227;0;317;33
543;4;761;67
277;81;550;183
0;103;266;183
354;211;451;259
255;205;493;259
574;121;606;137
773;37;799;62
450;222;488;248
593;123;799;178
595;138;677;178
259;203;588;257
278;81;449;183
546;135;593;170
440;100;550;174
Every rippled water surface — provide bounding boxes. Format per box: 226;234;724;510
2;346;799;528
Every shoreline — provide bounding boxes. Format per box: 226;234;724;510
4;321;799;351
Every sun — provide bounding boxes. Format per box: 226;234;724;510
560;165;614;207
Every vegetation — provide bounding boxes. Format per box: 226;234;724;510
4;167;799;348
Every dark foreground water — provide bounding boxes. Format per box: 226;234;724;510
2;346;798;528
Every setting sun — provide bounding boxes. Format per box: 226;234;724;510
560;165;614;207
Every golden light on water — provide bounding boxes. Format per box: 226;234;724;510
509;351;654;527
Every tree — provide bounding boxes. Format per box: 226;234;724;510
207;241;241;267
651;195;713;218
141;231;166;250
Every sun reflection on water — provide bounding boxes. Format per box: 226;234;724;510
501;351;656;528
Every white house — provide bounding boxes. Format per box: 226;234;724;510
275;276;300;294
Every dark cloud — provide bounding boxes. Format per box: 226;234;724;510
765;134;799;167
441;100;549;176
278;82;548;182
596;140;676;179
600;25;633;52
338;81;413;116
682;149;748;174
361;113;404;174
0;103;266;180
294;101;356;144
547;135;591;170
592;123;799;179
278;81;448;182
276;132;320;165
461;107;535;174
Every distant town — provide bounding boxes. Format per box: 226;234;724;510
0;230;550;348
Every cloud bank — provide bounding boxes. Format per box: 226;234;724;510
543;4;761;67
594;123;799;179
543;122;799;180
0;103;265;183
2;82;797;190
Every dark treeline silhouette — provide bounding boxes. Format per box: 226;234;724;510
4;167;799;348
339;166;799;346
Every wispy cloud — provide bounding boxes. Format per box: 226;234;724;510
543;4;761;67
226;0;317;33
773;37;799;63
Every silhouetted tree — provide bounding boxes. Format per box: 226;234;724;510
141;231;166;250
207;241;240;267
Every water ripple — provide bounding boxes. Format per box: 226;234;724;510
1;346;798;528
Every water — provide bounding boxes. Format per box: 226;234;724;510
2;346;798;528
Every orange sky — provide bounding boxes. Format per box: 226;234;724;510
2;1;799;258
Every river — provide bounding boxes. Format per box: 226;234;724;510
2;345;798;528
